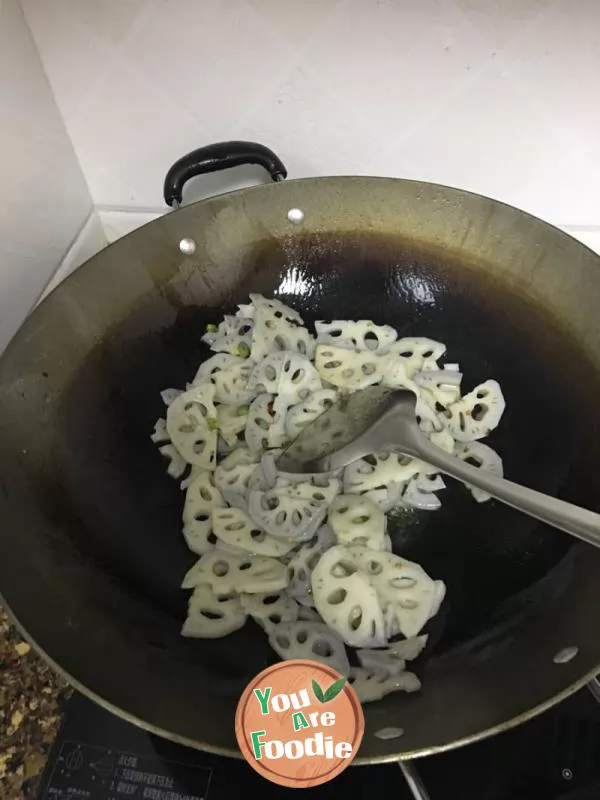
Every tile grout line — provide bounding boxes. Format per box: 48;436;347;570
34;209;102;305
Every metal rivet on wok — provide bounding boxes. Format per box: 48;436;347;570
179;237;197;255
287;208;304;224
374;727;405;740
553;646;579;664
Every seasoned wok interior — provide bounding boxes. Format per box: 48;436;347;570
56;231;594;651
160;290;507;702
2;210;600;759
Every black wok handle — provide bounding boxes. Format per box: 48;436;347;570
163;141;287;207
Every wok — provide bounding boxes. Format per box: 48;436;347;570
1;141;600;763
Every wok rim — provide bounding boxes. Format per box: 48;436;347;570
3;590;598;764
3;173;600;764
34;173;600;320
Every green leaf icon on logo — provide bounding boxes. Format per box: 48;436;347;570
323;677;346;702
312;677;346;703
312;679;325;703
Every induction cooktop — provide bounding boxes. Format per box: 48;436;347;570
36;680;600;800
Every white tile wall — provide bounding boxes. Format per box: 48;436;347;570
99;209;162;243
38;210;108;302
19;0;600;232
0;0;94;352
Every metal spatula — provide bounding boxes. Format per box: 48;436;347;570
277;386;600;549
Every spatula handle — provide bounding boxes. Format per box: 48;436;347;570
416;437;600;550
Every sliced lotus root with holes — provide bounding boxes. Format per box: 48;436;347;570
444;379;505;441
269;396;295;450
245;394;276;453
220;492;250;514
267;621;350;675
361;484;405;513
248;489;326;542
378;576;445;638
380;357;419;393
215;539;249;556
180;465;205;491
249;293;315;361
248;450;283;492
414;369;462;408
182;551;288;594
389;380;441;436
315;320;398;352
311;545;386;648
328;495;386;550
383;610;400;641
296;605;321;622
181;585;247;639
283;395;361;465
289;587;314;609
287;524;335;602
454;441;503;502
249;351;321;404
315;345;386;390
240;591;299;630
247;352;286;394
274;463;344;492
278;545;300;566
249;450;313;497
216;403;249;447
385;337;446;376
236;302;255;319
429;427;455;453
343;452;422;496
160;388;182;406
217;437;233;457
182;519;237;558
214;447;259;499
212;507;295;557
210;359;254;405
285;388;338;439
348;667;421;703
158;444;187;479
416;473;445;493
166;383;218;468
395;384;444;435
192;353;244;385
402;475;444;511
347;546;446;639
275;476;341;507
181;472;225;555
391;634;429;661
202;314;254;356
357;635;428;677
357;651;405;676
151;418;170;444
250;293;304;324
